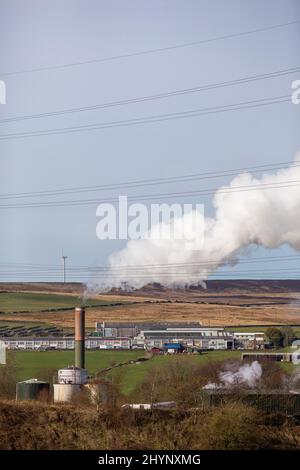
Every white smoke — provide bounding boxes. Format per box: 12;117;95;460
203;361;262;389
93;153;300;291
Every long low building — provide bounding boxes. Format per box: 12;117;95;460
1;330;233;351
1;336;131;350
133;328;234;350
1;327;267;352
241;352;298;362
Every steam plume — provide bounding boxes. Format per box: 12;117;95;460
93;154;300;291
203;361;262;389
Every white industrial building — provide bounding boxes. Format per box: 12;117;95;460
1;336;131;350
233;332;265;350
1;327;266;351
133;327;234;350
95;321;202;338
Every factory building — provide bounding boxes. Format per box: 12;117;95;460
95;321;202;338
133;327;234;350
3;322;270;352
2;336;131;350
233;332;265;350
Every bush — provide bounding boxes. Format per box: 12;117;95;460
0;353;17;399
201;402;267;450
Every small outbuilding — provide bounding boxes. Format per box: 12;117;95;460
16;378;50;401
292;340;300;349
163;343;185;354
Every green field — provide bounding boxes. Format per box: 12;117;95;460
112;350;242;395
11;350;144;382
10;349;242;394
0;292;121;313
8;349;299;395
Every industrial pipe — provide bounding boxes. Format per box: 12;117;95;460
75;307;85;369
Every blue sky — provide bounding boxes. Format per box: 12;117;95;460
0;0;300;282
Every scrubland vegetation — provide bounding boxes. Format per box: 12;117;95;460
1;355;300;449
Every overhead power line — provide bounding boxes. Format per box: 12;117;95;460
1;19;299;76
0;179;299;209
0;160;298;200
0;66;298;125
0;94;291;141
2;253;300;281
2;267;300;280
1;254;300;274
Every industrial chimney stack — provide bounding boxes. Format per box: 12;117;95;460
75;307;85;369
53;306;88;402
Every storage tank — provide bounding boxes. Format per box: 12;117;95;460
16;378;50;401
53;383;81;402
58;366;88;384
53;366;88;402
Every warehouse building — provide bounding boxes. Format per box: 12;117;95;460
95;321;202;338
2;326;270;352
1;336;131;350
134;327;234;350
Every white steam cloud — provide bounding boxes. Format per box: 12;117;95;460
203;361;263;389
92;154;300;292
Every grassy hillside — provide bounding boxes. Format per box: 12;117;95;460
10;349;300;393
111;350;242;395
12;350;143;382
1;282;300;326
0;292;124;313
12;350;243;388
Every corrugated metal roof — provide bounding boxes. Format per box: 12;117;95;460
18;378;49;384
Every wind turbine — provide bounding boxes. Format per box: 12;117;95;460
61;250;68;283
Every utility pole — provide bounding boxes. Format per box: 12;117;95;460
61;251;68;283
